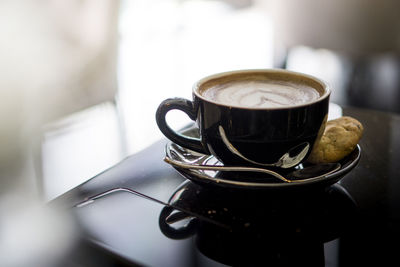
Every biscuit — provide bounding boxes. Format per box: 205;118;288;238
307;116;363;164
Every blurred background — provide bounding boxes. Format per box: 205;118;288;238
0;0;399;266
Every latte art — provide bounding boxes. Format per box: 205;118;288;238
203;80;320;108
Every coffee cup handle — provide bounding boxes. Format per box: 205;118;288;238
156;98;207;154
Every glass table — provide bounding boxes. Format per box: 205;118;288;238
51;105;400;266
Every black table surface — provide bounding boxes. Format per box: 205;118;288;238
53;106;400;267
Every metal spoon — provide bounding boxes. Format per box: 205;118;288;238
164;156;341;183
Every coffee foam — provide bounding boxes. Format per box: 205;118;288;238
202;80;320;108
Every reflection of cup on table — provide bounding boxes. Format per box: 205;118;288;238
159;181;357;266
156;69;330;168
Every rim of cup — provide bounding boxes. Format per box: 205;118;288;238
192;69;331;110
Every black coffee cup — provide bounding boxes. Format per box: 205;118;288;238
156;69;330;168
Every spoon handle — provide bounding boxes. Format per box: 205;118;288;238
164;157;292;183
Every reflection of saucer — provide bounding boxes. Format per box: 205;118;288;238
159;180;358;266
165;126;361;190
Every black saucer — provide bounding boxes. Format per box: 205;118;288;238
165;126;361;190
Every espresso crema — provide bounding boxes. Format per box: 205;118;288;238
202;79;320;108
